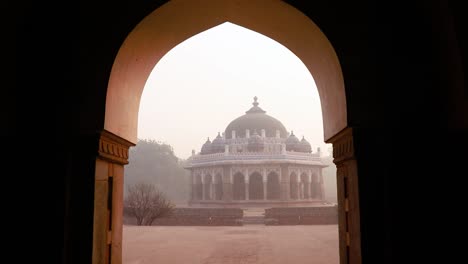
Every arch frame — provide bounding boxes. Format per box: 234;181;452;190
96;1;361;264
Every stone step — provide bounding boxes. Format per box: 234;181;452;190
242;216;265;225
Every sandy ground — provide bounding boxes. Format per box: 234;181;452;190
123;225;339;264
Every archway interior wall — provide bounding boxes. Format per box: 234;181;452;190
105;0;347;144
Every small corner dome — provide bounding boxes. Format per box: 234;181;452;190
298;136;312;153
285;131;300;151
200;137;212;154
211;132;225;153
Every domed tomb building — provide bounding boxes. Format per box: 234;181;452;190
185;97;328;207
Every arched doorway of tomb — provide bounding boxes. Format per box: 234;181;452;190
267;172;280;200
232;173;246;200
290;172;299;200
98;1;362;263
203;174;213;200
249;172;264;200
214;174;223;200
312;173;319;199
301;173;309;199
195;174;202;200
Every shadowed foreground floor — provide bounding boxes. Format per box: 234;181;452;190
123;225;339;264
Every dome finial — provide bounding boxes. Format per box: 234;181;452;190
253;96;259;107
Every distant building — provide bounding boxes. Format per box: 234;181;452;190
185;97;328;207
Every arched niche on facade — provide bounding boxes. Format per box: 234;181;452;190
249;172;263;200
195;174;203;200
311;173;319;199
267;172;280;200
215;174;223;200
204;174;212;200
232;173;245;200
290;172;299;200
300;173;309;199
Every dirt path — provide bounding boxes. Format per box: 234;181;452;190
123;225;339;264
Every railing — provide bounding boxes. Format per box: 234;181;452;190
187;150;323;165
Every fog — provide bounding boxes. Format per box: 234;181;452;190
138;22;331;159
125;22;338;264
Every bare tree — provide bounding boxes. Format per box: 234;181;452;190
124;183;174;226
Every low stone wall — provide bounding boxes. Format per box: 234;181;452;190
124;207;244;226
264;206;338;225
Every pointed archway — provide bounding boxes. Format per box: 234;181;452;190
96;1;361;263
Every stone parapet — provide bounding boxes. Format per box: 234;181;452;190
186;151;325;168
124;208;244;226
265;206;338;225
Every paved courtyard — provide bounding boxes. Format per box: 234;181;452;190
123;225;339;264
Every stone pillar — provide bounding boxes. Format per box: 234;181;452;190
301;182;305;199
93;130;134;264
245;174;249;200
210;175;215;200
326;127;362;264
308;174;312;200
222;166;232;201
201;175;205;200
263;170;267;200
280;164;290;200
190;172;194;201
296;181;301;200
319;169;325;200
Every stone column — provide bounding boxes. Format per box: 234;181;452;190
210;174;215;200
93;130;134;264
308;174;312;200
190;172;194;201
201;174;205;201
280;164;290;200
263;170;267;200
319;169;325;200
245;174;249;200
302;182;305;199
326;127;362;264
296;180;301;200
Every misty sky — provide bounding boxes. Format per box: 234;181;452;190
138;22;332;159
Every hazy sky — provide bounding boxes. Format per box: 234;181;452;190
138;22;332;159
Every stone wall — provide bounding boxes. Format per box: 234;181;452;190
265;206;338;225
124;207;243;226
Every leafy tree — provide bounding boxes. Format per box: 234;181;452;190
124;183;174;226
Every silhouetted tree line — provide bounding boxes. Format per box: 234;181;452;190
124;139;190;203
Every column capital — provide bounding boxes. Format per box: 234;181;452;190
98;130;135;165
326;127;355;164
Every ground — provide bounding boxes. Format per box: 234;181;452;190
123;225;339;264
